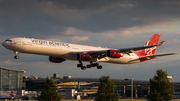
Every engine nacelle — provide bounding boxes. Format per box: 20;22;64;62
77;53;91;61
49;56;66;63
107;49;122;58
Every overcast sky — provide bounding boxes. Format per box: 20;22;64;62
0;0;180;81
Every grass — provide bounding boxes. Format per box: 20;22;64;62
62;100;180;101
3;99;179;101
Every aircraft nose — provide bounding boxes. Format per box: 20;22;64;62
2;42;5;47
2;41;7;47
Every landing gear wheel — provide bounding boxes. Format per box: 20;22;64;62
77;64;83;68
91;63;98;67
14;55;19;59
97;65;102;69
81;66;86;70
87;65;91;68
14;51;19;59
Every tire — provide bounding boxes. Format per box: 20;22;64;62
87;65;91;68
97;65;102;69
91;63;98;67
14;55;19;59
77;64;83;67
81;66;86;70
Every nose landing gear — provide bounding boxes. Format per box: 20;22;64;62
14;51;19;59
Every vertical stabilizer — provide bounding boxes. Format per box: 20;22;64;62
135;34;161;56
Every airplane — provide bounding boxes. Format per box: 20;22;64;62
2;34;176;70
0;89;14;99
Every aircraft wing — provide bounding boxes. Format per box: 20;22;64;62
69;41;164;59
118;41;164;53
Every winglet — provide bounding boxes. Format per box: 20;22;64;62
158;41;164;46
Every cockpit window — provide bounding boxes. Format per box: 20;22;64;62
6;40;12;42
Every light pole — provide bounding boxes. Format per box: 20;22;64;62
124;78;133;101
131;79;133;101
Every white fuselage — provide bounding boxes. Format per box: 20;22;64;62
2;38;140;64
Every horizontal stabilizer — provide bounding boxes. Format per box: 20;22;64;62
128;53;177;63
146;53;177;58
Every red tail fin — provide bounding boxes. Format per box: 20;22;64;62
135;34;161;56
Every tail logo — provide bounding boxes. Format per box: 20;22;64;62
144;40;157;55
145;47;156;55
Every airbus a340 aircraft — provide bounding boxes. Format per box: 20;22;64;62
2;34;175;70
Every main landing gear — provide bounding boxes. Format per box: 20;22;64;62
77;61;103;70
14;51;19;59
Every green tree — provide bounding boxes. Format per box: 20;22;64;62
147;69;174;101
95;75;119;101
38;77;62;101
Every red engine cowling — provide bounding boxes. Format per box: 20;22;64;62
107;49;122;58
77;53;91;61
49;56;66;63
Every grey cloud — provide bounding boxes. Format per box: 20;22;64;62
47;0;180;32
0;0;180;38
49;0;126;10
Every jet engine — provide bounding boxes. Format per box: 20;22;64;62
77;53;91;61
107;49;122;58
49;56;66;63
